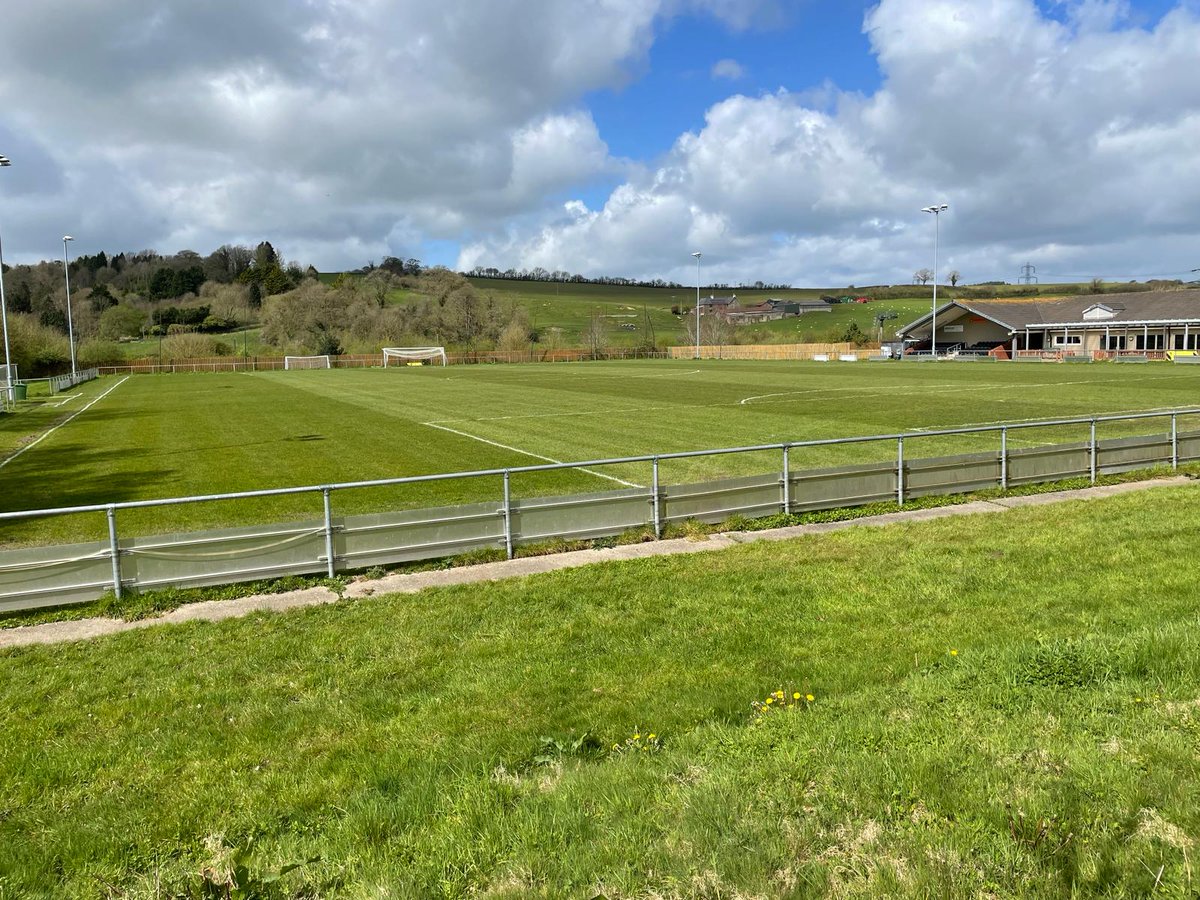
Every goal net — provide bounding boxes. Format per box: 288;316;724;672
284;356;332;370
383;347;447;367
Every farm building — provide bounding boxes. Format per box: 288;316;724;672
897;289;1200;356
697;295;738;315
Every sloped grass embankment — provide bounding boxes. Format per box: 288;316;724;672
1;486;1199;896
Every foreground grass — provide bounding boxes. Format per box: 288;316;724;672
2;485;1199;897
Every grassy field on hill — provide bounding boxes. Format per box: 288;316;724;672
3;360;1200;545
2;485;1198;896
461;278;936;346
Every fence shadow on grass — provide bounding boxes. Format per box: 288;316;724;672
0;443;175;517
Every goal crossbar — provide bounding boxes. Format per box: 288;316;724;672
383;347;447;367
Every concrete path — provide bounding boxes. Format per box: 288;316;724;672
1;476;1189;650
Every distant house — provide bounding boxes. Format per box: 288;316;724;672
697;294;738;316
896;289;1200;355
726;302;785;324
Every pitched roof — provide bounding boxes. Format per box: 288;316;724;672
900;289;1200;334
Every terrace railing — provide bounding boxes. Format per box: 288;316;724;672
1;408;1197;613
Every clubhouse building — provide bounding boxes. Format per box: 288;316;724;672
896;289;1200;358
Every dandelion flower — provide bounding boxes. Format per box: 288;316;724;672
634;733;641;740
793;692;802;700
765;697;774;705
806;694;815;702
648;734;656;740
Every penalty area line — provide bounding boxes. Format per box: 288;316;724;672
422;422;643;488
0;376;131;472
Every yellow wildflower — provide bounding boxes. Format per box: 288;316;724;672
950;649;958;656
806;694;815;702
793;692;802;700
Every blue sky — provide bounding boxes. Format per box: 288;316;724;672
3;0;1200;286
589;2;881;162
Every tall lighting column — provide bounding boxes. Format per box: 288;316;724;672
692;251;702;360
0;155;12;402
921;203;948;357
62;235;77;378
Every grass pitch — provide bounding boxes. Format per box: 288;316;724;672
3;359;1199;545
1;485;1198;896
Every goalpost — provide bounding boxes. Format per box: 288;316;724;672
284;356;332;370
383;347;447;367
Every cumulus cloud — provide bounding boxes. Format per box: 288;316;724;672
464;0;1200;286
0;0;770;265
2;0;1198;286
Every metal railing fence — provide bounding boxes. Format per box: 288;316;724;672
1;408;1197;612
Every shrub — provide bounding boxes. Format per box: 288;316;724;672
160;333;225;359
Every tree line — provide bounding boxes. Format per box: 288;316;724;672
463;265;791;292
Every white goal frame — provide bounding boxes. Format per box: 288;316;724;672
284;355;332;370
383;347;447;367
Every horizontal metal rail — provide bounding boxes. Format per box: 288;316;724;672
2;407;1196;524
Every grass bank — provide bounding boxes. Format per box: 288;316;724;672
2;484;1199;896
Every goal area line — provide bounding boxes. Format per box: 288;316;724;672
422;422;642;488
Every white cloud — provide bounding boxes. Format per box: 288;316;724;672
1;0;1198;286
711;58;746;80
0;0;673;265
462;0;1200;286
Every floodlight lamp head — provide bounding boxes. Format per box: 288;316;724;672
692;251;702;259
0;156;11;167
63;235;74;242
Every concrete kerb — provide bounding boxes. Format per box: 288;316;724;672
0;476;1191;650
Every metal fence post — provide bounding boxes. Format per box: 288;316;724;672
1089;419;1097;484
322;488;336;578
651;456;661;538
106;506;122;599
896;437;905;506
1171;413;1178;470
502;469;514;559
1000;426;1008;491
782;444;791;515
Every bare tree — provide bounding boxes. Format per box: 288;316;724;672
913;269;933;285
363;270;398;308
583;315;607;359
947;270;960;287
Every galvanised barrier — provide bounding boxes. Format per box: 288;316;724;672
49;368;100;393
1;409;1197;612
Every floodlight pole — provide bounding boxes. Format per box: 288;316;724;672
922;204;948;357
0;156;12;402
692;251;702;359
62;235;77;378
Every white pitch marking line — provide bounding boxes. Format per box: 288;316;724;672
0;377;130;472
423;422;644;488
